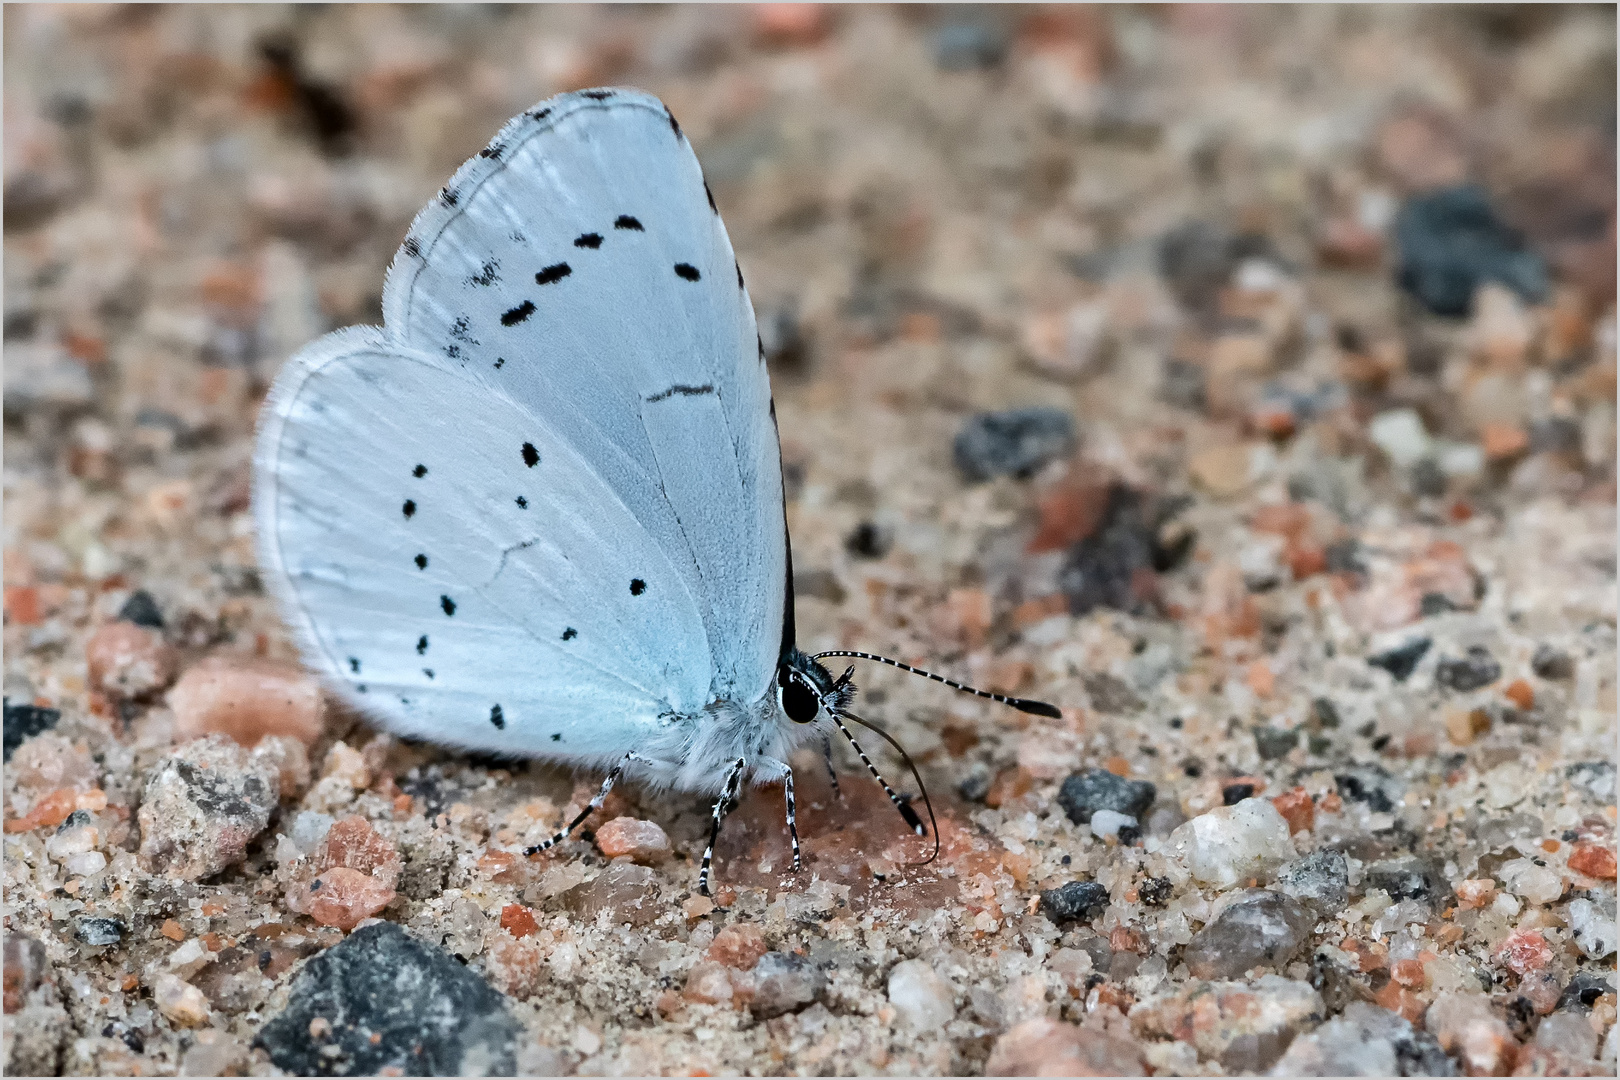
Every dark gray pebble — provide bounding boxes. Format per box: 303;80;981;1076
1367;637;1431;682
1364;856;1445;902
117;589;164;628
254;921;519;1077
1057;768;1156;824
1394;184;1548;316
3;699;60;762
1435;646;1501;692
1040;880;1110;924
76;918;125;946
1531;644;1575;680
952;407;1074;481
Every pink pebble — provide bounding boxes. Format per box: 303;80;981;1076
594;816;671;864
169;656;325;747
87;621;178;699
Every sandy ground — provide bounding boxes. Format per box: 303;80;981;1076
4;5;1616;1076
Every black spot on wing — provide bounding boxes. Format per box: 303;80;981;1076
703;179;717;213
413;464;427;478
667;110;683;138
674;263;701;282
535;263;571;285
527;107;551;122
402;237;421;258
402;500;416;519
580;90;614;100
736;261;744;290
515;495;528;509
479;142;505;160
423;668;434;679
562;627;577;641
417;635;429;654
645;383;715;403
441;595;456;616
573;233;603;249
501;301;535;326
490;704;505;729
348;657;361;673
415;553;427;570
551;732;562;741
521;442;540;467
614;215;643;231
630;578;647;596
440;187;458;207
467;260;499;287
494;357;506;369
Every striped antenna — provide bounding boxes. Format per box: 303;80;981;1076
812;650;1061;717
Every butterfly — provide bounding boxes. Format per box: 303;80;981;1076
253;88;1059;894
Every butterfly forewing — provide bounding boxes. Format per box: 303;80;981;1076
384;89;784;707
255;90;787;764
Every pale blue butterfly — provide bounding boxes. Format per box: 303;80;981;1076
253;88;1057;893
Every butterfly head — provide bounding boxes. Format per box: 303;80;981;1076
778;648;855;724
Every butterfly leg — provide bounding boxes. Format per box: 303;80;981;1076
523;751;640;856
697;757;746;897
820;733;843;801
829;713;926;837
751;756;803;874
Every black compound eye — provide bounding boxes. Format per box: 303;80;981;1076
781;676;821;724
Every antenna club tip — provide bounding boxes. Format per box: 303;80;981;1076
1013;699;1063;718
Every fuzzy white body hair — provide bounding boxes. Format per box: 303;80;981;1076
631;689;825;795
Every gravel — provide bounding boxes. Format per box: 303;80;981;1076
3;6;1614;1077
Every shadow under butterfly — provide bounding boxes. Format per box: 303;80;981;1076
252;87;1059;897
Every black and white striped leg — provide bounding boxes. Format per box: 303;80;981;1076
820;733;843;800
829;713;926;836
782;768;802;872
697;757;746;897
523;751;637;856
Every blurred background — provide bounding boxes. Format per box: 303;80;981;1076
5;2;1614;691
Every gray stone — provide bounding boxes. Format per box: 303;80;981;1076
1041;880;1110;924
1183;890;1315;979
1531;644;1576;681
254;922;519;1076
75;917;125;946
1435;646;1501;692
1364;856;1445;902
1335;764;1404;814
1254;726;1299;760
1269;1001;1456;1076
1057;768;1156;825
1367;638;1430;682
3;699;60;762
952;408;1075;481
1278;850;1350;916
137;736;279;881
1395;184;1548;316
749;951;826;1018
117;590;165;628
1566;761;1616;802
